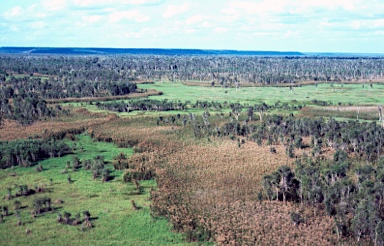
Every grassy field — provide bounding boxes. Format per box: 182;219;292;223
138;81;384;105
0;134;190;246
71;81;384;120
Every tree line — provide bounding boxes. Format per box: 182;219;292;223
1;75;137;99
0;138;71;169
97;99;303;115
1;55;384;88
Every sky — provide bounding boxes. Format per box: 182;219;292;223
1;0;384;53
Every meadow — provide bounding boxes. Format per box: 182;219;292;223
0;134;189;246
77;81;384;122
138;81;384;105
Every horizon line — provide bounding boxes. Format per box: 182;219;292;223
1;46;384;56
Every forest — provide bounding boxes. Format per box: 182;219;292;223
1;53;384;245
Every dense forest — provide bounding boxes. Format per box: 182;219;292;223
1;55;384;88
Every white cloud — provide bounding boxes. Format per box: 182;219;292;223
222;0;365;19
3;6;23;18
108;10;150;23
163;3;191;18
42;0;68;11
373;19;384;28
3;4;46;21
73;0;103;7
72;0;163;8
223;1;288;16
349;19;384;30
295;0;359;12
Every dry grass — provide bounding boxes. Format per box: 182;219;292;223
86;116;349;245
300;106;380;120
0;109;114;141
326;106;381;112
149;138;344;245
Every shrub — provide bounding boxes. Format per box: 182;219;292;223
35;164;43;172
32;197;51;214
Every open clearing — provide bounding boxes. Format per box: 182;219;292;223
138;81;384;105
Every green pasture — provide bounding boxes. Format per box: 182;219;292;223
61;81;384;120
0;134;190;246
138;81;384;106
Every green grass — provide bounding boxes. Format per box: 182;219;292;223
138;81;384;106
0;134;191;245
62;82;384;118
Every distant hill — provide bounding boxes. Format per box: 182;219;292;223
305;52;384;58
0;47;304;56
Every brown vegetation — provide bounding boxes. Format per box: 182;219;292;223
300;106;379;120
0;108;113;141
86;115;350;245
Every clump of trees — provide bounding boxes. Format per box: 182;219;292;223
57;210;93;228
0;92;62;125
0;138;71;169
112;152;129;170
262;154;384;244
32;197;52;215
4;183;47;201
82;155;114;182
180;109;384;163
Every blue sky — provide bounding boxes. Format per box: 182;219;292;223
1;0;384;53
